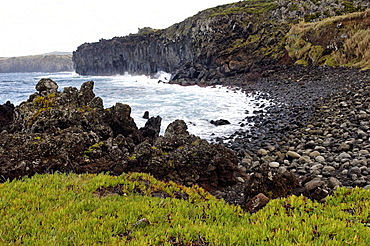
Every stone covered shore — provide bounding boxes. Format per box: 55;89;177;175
215;65;370;206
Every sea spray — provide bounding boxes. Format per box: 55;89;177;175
0;71;270;140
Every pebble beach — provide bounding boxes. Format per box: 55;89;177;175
216;65;370;206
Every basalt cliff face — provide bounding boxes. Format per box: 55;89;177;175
0;54;73;73
73;0;370;83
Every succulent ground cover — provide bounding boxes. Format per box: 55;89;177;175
0;173;369;245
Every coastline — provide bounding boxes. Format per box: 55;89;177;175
1;65;370;210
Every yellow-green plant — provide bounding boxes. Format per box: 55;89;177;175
28;93;58;127
83;141;104;158
334;28;370;69
0;173;369;245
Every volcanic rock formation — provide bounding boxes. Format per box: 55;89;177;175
0;79;241;191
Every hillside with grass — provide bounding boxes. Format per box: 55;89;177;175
0;173;369;245
286;10;370;69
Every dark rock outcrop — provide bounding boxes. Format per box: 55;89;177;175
0;101;14;131
210;119;231;126
142;111;149;119
139;116;162;139
0;54;73;73
128;120;240;190
0;79;241;191
245;170;301;200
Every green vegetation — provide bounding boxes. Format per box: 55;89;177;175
77;105;98;122
28;93;58;127
128;154;137;161
0;173;370;245
209;0;278;17
304;11;322;22
84;141;104;158
342;0;365;13
77;105;94;113
33;93;57;108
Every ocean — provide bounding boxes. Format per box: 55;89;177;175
0;71;269;141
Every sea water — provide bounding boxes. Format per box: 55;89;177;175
0;72;270;141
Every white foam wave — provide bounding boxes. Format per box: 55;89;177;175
0;72;271;140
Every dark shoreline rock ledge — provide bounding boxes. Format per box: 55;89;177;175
0;79;242;192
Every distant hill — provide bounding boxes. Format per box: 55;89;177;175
42;51;72;56
0;53;73;73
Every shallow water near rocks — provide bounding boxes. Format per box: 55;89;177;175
0;71;270;140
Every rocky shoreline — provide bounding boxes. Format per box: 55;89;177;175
1;66;370;212
0;79;242;192
214;65;370;208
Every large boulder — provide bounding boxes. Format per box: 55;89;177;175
35;78;58;95
244;170;301;200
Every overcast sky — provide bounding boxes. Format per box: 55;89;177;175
0;0;235;57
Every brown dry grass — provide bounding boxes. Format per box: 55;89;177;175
335;28;370;69
285;10;370;69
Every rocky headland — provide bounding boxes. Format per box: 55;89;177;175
0;54;73;73
73;0;370;83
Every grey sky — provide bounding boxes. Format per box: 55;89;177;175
0;0;234;57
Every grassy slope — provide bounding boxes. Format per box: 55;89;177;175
0;173;369;245
285;10;370;69
202;0;370;71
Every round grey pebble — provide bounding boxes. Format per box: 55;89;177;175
269;162;280;168
315;156;325;163
311;163;323;170
322;166;335;172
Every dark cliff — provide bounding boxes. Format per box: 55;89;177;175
0;54;73;73
73;0;370;82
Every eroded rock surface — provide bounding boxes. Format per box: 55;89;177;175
0;79;240;191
